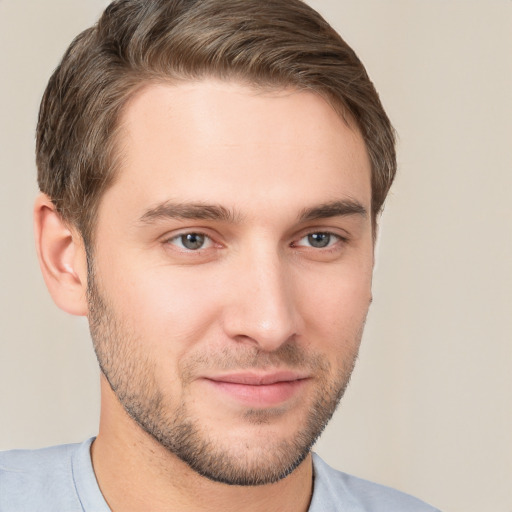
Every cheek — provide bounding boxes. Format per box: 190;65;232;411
296;258;373;346
97;258;224;352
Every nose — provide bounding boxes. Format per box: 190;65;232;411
221;246;300;352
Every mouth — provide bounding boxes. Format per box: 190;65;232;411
201;371;310;407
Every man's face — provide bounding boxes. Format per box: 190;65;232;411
88;80;374;485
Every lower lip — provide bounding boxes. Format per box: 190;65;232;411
204;379;308;407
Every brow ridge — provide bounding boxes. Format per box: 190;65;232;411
139;201;240;224
139;198;367;225
298;199;367;222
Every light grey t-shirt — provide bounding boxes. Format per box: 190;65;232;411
0;438;440;511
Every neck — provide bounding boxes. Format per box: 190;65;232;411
91;381;314;512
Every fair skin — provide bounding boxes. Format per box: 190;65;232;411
34;80;374;512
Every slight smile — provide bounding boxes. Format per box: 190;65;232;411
202;372;311;408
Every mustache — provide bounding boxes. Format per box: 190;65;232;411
180;342;329;380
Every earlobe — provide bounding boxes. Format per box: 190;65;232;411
34;193;89;316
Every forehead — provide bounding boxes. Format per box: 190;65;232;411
104;79;371;222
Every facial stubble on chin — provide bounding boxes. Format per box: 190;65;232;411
86;262;363;486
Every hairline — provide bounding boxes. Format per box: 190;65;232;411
82;74;376;249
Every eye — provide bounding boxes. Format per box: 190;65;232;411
168;232;213;251
295;232;340;249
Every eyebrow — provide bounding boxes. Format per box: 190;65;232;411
138;198;367;225
298;199;368;222
139;201;240;224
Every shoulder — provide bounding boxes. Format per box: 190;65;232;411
0;440;92;512
310;453;441;512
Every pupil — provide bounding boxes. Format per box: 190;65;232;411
308;233;330;248
182;233;205;250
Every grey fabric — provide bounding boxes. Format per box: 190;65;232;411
0;438;440;511
0;438;108;512
309;453;441;511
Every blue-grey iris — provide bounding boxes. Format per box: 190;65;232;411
182;233;205;250
308;233;331;248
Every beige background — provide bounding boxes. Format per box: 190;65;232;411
1;1;511;511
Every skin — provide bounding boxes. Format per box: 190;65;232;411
35;79;374;512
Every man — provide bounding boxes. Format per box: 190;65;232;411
0;1;440;510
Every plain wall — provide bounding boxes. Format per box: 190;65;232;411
1;2;511;511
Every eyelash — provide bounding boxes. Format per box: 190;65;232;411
166;232;216;251
165;230;346;252
293;232;344;250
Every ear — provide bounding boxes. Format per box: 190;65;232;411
34;193;89;316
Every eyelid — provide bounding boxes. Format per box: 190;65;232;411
293;231;342;248
163;229;221;252
292;225;349;244
160;226;349;253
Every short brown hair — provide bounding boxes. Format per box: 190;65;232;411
36;0;396;244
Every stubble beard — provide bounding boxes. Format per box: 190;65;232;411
87;264;363;486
